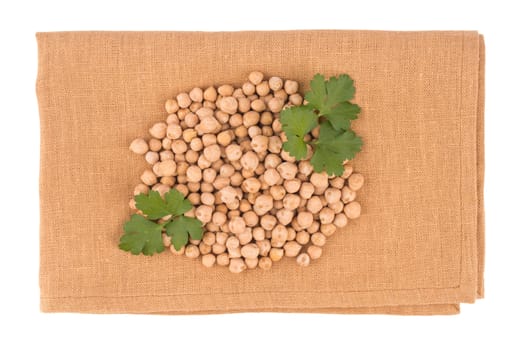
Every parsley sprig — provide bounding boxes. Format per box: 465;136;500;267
281;74;363;176
119;189;203;255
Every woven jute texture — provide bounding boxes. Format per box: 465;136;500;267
37;31;485;315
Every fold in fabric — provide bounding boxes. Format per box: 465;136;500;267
37;31;484;315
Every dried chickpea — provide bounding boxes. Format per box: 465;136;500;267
149;122;167;139
258;257;272;270
297;211;314;229
276;209;294;225
296;253;310;267
277;162;297;180
284;241;302;257
229;258;247;273
319;207;335;224
256;81;270;96
165;99;179;113
170;245;185;255
195;205;213;224
217;253;230;266
176;93;192;108
320;223;337;237
344;201;361;219
129;138;149;155
140;169;157;186
284;80;299;94
185;244;200;259
145;151;160;165
348;173;365;191
269;248;284;262
284;179;301;194
254;194;273;216
186;165;202;182
241;243;260;259
307;245;323;260
201;254;216;268
149;138;162;152
311;233;327;247
296;231;310;245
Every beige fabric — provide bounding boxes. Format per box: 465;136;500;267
36;31;484;315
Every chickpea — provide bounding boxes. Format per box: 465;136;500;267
311;233;327;247
271;224;287;247
218;96;238;115
174;184;189;197
165;98;180;113
296;211;314;229
240;151;259;171
269;248;284;262
176;93;192;108
228;246;242;258
267;97;284;113
295;231;310;245
141;169;158;185
219;186;239;204
284;80;299;95
213;176;230;190
209;242;224;255
341;163;353;179
217;164;234;178
188;192;201;205
264;155;281;170
149;138;162;152
296;253;310;267
203;86;217;101
269;185;286;201
341;187;357;203
195;205;213;224
201;168;216;183
185;244;200;259
217;130;233;146
242;178;261;193
333;213;348;228
217;84;234;96
319;207;335;224
243;211;259;227
251;135;269;153
133;183;149;196
298;161;314;176
216;253;230;266
281;194;299;211
256;81;270;96
344;201;361;219
244;258;257;269
149;122;167;139
348;173;365;191
201;254;216;268
241;243;260;259
284;241;302;257
186;165;202;182
229;258;247;273
267;136;282;154
284;179;301;193
200;192;215;206
129;138;149;155
196;116;221;135
252;227;265;241
251;99;266;112
254;194;273;215
171;139;188;154
277;162;298;180
258;256;272;270
260;169;278;187
257;215;275;231
225;144;242;161
145;151;160;165
197;154;212;169
166;123;182;140
202;144;221;162
275;209;293;225
307;245;323;260
310;172;328;188
228;217;246;235
329;201;344;214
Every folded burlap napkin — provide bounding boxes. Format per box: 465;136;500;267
37;30;484;315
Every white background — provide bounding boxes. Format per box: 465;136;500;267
0;0;523;349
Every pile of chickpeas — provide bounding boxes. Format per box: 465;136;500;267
129;72;364;273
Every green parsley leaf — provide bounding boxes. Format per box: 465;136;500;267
165;216;204;251
324;74;355;110
324;101;360;131
120;188;203;256
304;74;327;112
119;214;164;255
134;190;170;220
282;73;363;175
164;189;192;216
310;123;363;176
280;105;318;160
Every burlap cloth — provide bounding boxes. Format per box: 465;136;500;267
37;31;484;315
